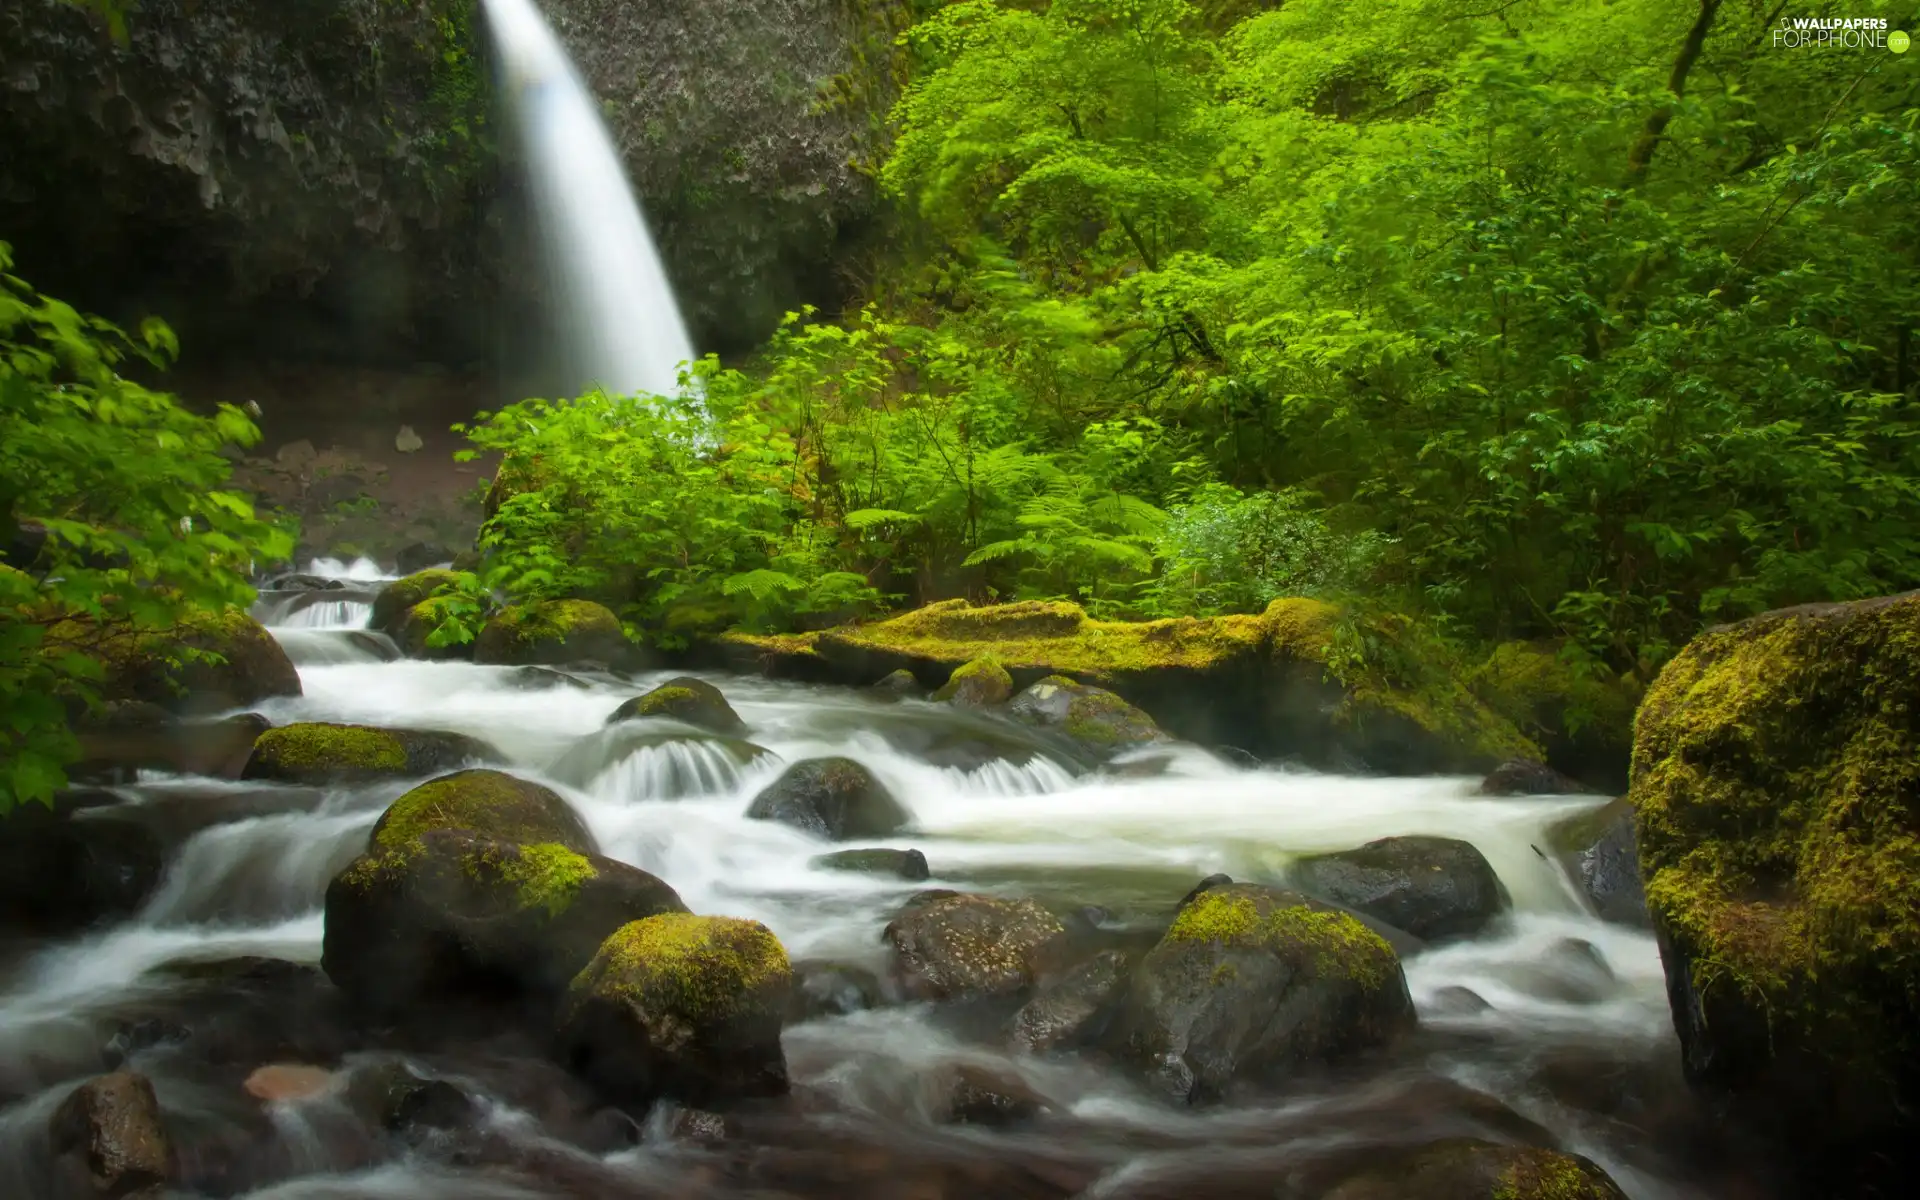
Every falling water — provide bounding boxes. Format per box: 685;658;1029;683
481;0;698;399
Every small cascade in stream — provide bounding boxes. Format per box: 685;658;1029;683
481;0;697;399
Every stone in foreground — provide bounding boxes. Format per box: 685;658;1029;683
50;1070;172;1197
1289;835;1507;942
557;913;792;1106
368;768;597;857
1114;883;1415;1103
1007;675;1166;756
745;757;910;840
1011;949;1129;1054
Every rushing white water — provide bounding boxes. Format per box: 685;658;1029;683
481;0;697;399
0;560;1713;1198
275;600;375;630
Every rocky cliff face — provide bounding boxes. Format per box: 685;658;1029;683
0;0;881;370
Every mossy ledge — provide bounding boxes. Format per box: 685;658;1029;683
1629;590;1920;1174
717;598;1533;772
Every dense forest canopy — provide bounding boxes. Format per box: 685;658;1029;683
466;0;1920;673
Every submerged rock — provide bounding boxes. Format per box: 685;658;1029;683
746;757;910;840
242;722;499;784
49;1070;172;1198
1011;949;1129;1054
873;669;926;699
1628;591;1920;1185
1289;836;1507;942
557;913;792;1106
787;960;888;1023
345;1060;476;1135
323;829;686;1015
882;891;1071;1002
1480;758;1588;796
928;1063;1047;1126
1114;883;1416;1103
1007;675;1166;756
1545;797;1648;927
812;847;929;880
243;1063;335;1103
1321;1138;1626;1200
932;656;1013;708
367;769;597;857
473;599;628;666
606;676;747;735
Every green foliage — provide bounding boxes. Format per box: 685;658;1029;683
1149;484;1390;616
0;243;289;812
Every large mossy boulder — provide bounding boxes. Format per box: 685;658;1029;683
1629;592;1920;1185
473;599;628;666
47;608;300;715
745;757;910;840
1006;675;1166;757
322;829;687;1015
242;722;499;784
1321;1138;1627;1200
556;913;792;1106
370;569;461;637
368;769;596;857
931;656;1013;707
606;677;747;735
1288;836;1508;942
1114;883;1415;1103
722;598;1534;772
881;891;1071;1002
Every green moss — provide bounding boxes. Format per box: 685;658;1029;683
487;841;596;917
372;769;588;855
1167;889;1396;987
931;655;1012;702
1631;594;1920;1073
1468;640;1641;755
483;599;621;652
254;723;407;772
372;569;460;632
634;685;697;715
573;913;789;1021
1493;1151;1617;1200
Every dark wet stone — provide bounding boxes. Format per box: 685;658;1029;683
1428;985;1493;1016
264;573;345;593
666;1106;735;1143
1546;797;1648;928
812;847;929;880
872;669;926;699
0;800;164;935
931;1063;1046;1126
345;1060;477;1134
882;892;1072;1002
1321;1137;1627;1200
102;1018;188;1070
1289;836;1508;942
1489;938;1618;1004
1011;949;1128;1054
1175;873;1234;911
50;1070;172;1197
787;961;889;1023
1480;758;1589;796
746;757;910;840
394;541;453;576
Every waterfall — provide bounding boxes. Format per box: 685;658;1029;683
481;0;697;400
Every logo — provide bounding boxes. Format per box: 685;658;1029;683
1771;14;1903;50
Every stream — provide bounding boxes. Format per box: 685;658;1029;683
0;560;1731;1199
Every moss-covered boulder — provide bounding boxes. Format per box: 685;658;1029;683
745;757;910;840
931;656;1013;707
1113;883;1415;1103
722;598;1534;773
391;595;475;662
322;830;686;1015
1321;1138;1626;1200
555;913;792;1106
46;607;300;715
473;599;629;667
1288;836;1509;942
812;848;929;880
370;569;461;637
881;891;1072;1002
368;769;596;857
242;723;499;784
1545;797;1648;927
1630;593;1920;1179
1006;675;1167;757
606;677;747;736
873;668;926;700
